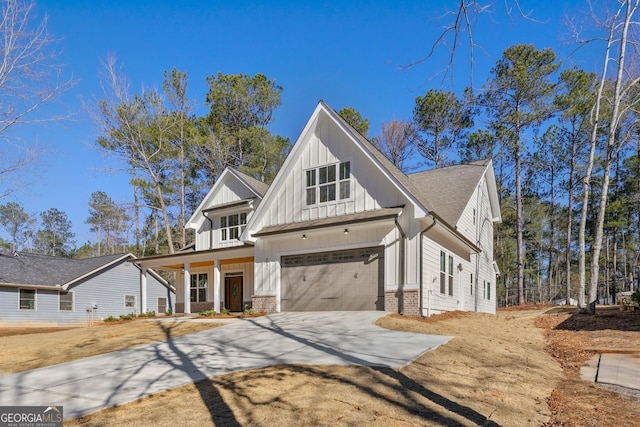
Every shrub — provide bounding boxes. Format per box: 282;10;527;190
103;316;118;322
166;308;172;316
119;313;135;321
199;309;217;317
632;290;640;306
220;307;230;315
244;304;255;315
138;311;156;318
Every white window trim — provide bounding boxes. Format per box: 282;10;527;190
124;294;136;309
220;212;248;241
190;272;209;303
59;290;74;312
19;288;36;311
304;160;352;207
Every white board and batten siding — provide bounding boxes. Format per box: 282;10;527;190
193;172;260;252
0;262;173;326
253;112;415;298
422;174;497;315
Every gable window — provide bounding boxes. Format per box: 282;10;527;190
339;161;351;199
305;161;351;206
19;289;35;310
220;213;247;241
191;273;208;303
125;294;136;309
59;291;73;311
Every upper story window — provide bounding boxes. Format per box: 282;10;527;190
220;212;247;241
305;161;351;206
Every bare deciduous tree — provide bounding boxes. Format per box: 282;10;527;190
373;120;417;172
0;0;74;198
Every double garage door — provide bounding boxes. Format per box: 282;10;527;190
281;246;384;311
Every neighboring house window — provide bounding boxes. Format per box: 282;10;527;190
470;273;474;295
305;161;351;206
483;281;486;299
487;282;491;300
158;297;167;314
191;273;208;303
220;213;247;241
59;291;73;311
125;294;136;309
19;289;35;310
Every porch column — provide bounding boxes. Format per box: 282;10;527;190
184;262;191;314
140;266;148;314
213;259;221;313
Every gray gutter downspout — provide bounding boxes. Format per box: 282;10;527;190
394;216;407;314
420;215;438;317
202;211;214;250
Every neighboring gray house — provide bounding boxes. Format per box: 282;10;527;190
0;252;174;326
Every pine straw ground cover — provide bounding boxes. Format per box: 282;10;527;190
535;308;640;426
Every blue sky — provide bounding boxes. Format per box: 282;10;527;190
3;0;593;245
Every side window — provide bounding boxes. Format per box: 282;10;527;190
19;289;36;310
448;256;454;296
60;291;73;311
440;251;446;294
124;294;136;308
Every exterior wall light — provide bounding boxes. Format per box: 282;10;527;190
302;234;306;240
344;229;349;235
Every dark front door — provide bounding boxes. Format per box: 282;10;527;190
225;275;243;312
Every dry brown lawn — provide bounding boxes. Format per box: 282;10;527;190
4;308;639;426
0;319;222;373
67;309;559;426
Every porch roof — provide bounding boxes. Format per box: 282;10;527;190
253;207;403;237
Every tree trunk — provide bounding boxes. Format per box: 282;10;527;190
516;127;525;305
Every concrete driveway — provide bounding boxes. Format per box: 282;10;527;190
0;311;451;420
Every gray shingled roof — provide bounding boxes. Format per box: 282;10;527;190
320;102;489;228
0;252;131;287
408;159;490;225
229;167;270;197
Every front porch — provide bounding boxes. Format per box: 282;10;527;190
137;245;255;314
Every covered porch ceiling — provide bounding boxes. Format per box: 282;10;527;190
136;244;255;271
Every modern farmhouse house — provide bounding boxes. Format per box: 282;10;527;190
0;252;174;326
138;101;501;316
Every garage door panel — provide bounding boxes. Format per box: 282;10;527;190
281;247;384;312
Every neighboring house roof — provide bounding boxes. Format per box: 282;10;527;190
408;159;492;225
0;252;171;291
